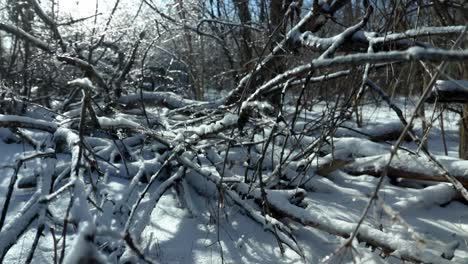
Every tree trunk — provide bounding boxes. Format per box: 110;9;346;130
459;58;468;159
20;1;35;98
459;105;468;159
233;0;253;70
344;1;354;24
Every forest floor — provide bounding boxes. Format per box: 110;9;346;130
1;98;468;264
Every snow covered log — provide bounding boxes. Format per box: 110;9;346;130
343;152;468;187
0;115;57;133
426;80;468;103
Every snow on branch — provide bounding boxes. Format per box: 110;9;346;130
97;116;143;130
301;25;467;51
369;25;467;45
67;78;96;90
265;70;351;94
314;47;468;67
0;192;41;261
318;6;372;59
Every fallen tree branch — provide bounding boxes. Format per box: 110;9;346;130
0;22;52;53
343;153;468;187
262;190;453;264
0;151;55;231
0;192;41;261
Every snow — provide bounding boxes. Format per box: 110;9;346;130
62;222;108;264
2;99;468;263
324;137;390;158
67;78;95;89
393;183;457;211
300;33;337;50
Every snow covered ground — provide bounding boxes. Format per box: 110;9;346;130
1;98;468;264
